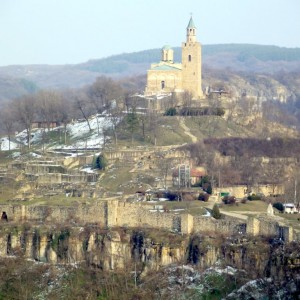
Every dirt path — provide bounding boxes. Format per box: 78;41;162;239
177;117;198;143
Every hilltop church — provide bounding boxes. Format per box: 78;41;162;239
145;17;203;99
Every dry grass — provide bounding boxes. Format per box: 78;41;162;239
277;212;300;230
220;200;269;213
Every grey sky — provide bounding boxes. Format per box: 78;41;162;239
1;0;299;66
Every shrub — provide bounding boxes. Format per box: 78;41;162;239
273;202;284;212
198;192;210;202
211;204;222;219
179;107;225;116
222;195;236;205
247;193;262;201
164;107;177;116
164;191;178;201
241;198;248;204
183;194;195;202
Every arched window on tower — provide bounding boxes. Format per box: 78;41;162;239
188;55;192;62
161;81;165;89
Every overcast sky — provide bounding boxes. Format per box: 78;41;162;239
1;0;299;66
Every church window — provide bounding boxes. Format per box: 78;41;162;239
161;81;165;89
188;55;192;62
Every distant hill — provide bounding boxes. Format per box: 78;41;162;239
0;44;299;101
77;44;300;74
0;76;38;102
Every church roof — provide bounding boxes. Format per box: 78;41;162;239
151;64;181;71
187;16;196;29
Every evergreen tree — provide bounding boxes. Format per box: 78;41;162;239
92;153;107;170
211;204;221;219
126;108;139;143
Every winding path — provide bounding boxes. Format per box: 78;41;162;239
177;117;198;143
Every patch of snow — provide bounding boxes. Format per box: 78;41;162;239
81;167;97;174
158;198;169;201
204;266;238;276
0;138;19;151
11;151;21;158
30;152;42;158
203;208;211;217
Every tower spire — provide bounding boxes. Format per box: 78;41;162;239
186;16;197;42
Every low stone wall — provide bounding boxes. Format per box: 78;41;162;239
63;156;94;168
36;173;98;184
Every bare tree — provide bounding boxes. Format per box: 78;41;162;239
181;91;193;112
13;95;37;148
88;77;123;135
107;105;123;146
35;90;62;131
73;91;93;132
148;111;159;146
89;77;120;112
57;93;73;144
0;104;15;150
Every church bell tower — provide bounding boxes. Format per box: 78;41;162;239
181;17;203;98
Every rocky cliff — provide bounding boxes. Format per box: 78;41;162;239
0;224;299;281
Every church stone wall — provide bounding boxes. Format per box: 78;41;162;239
146;70;182;95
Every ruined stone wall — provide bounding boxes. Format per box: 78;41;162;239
105;150;153;162
0;201;298;241
36;173;98;184
26;164;66;174
0;201;107;225
257;217;280;237
192;215;245;235
215;184;285;198
113;202;180;232
63;156;94;168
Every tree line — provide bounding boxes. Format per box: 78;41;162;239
0;75;165;149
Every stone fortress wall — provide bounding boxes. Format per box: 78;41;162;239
0;199;298;243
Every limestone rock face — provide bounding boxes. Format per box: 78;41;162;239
0;234;7;256
0;225;299;283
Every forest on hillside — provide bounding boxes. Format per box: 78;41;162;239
78;44;300;73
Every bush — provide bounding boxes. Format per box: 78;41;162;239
164;107;177;116
180;107;225;116
222;195;236;205
273;202;284;212
164;191;178;201
198;192;210;202
241;198;248;204
211;204;222;219
247;194;261;201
